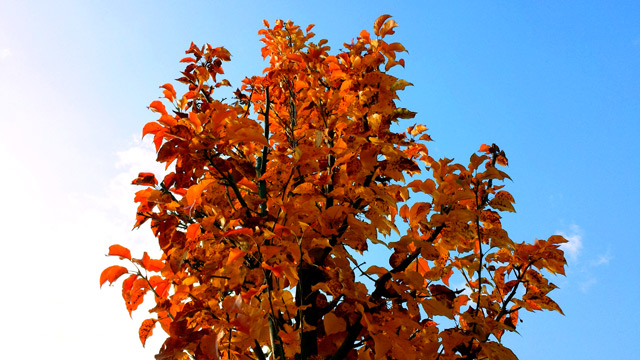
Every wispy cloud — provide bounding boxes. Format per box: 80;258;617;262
557;224;583;263
579;277;597;293
591;249;612;266
0;48;11;59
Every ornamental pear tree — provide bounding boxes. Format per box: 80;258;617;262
101;15;567;360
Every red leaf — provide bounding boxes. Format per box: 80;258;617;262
180;57;196;63
186;223;201;241
108;245;131;260
100;265;129;287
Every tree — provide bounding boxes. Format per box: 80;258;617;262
101;15;567;360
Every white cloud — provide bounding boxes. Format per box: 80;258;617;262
557;224;583;263
0;136;170;359
591;249;612;266
0;48;10;59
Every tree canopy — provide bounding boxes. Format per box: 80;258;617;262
101;15;567;360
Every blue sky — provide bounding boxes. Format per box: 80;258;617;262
1;1;638;359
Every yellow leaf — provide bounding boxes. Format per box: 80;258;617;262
409;124;427;137
391;79;413;91
489;191;516;212
323;312;347;335
369;113;382;132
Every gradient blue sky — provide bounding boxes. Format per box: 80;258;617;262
1;1;638;359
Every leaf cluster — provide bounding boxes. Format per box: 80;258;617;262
101;15;567;360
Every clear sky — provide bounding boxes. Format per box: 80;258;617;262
1;1;638;359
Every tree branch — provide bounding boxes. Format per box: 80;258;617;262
328;314;363;360
371;224;444;300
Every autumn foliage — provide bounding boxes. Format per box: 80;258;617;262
101;15;567;360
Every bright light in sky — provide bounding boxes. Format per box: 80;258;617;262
1;1;638;359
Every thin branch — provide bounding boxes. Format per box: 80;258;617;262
252;341;267;360
496;262;532;322
134;268;175;321
371;224;444;300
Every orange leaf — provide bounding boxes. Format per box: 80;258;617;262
223;228;254;237
160;83;175;93
324;312;347;335
149;100;167;115
142;252;165;272
378;19;398;38
186;223;201;241
154;280;171;298
188;111;202;130
232;127;269;146
180;57;196;63
185;179;214;206
126;278;150;315
479;144;491;154
262;263;284;278
158;114;177;127
241;284;267;302
227;248;247;265
132;172;158;186
108;245;132;260
489;191;516;212
160;83;176;101
153;131;165;152
360;29;371;41
139;319;157;347
373;15;393;37
479;341;518;360
142;122;164;138
100;265;129;287
162;89;174;102
409;124;428;137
